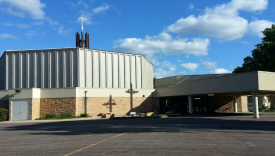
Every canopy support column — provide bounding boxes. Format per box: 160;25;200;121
252;92;259;118
234;96;238;113
188;95;193;114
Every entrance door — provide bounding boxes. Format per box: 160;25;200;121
193;97;207;113
12;99;30;121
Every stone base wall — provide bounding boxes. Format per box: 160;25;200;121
40;97;159;118
40;98;76;118
76;97;160;117
208;96;247;113
31;99;40;120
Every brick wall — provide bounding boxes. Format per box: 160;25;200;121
76;97;160;117
208;96;247;113
40;98;76;118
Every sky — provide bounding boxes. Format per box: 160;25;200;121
0;0;274;78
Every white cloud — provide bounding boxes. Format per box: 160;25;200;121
248;20;274;37
2;23;29;28
58;26;70;35
0;0;46;19
25;31;37;37
77;1;89;9
45;18;59;26
0;34;19;39
166;0;269;41
154;68;177;79
202;61;217;69
188;4;194;10
181;63;199;72
113;32;209;56
210;68;231;74
32;21;44;26
93;4;110;14
178;71;187;75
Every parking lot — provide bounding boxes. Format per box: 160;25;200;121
1;113;275;156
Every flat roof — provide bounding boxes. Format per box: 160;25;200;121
155;71;275;97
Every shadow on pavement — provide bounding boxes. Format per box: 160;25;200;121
2;113;275;136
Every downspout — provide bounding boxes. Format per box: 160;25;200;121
84;91;87;114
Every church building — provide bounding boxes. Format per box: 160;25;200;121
1;16;275;121
0;21;157;121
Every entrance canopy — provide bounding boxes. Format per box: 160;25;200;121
155;71;275;118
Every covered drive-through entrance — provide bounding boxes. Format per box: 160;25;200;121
155;71;275;118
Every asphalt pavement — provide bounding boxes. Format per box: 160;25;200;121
0;112;275;156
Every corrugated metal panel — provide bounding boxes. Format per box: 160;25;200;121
100;52;106;88
136;56;142;89
131;55;136;88
113;53;118;88
0;48;153;90
79;50;85;87
0;54;6;90
107;53;112;88
125;55;130;88
118;54;125;88
93;51;99;88
86;50;92;88
2;48;79;89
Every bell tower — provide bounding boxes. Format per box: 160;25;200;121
76;15;89;48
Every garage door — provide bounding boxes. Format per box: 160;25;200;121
12;99;30;121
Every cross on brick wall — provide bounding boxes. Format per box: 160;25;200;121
103;95;116;113
125;83;139;113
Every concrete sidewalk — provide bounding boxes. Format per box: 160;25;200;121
0;116;107;124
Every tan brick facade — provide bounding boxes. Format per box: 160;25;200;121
76;97;160;117
208;96;248;113
240;96;248;112
30;99;40;120
39;97;159;118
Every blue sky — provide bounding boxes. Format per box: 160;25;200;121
0;0;274;78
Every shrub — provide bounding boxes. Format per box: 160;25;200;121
80;113;89;117
0;108;8;121
61;113;72;118
45;113;56;119
259;105;269;112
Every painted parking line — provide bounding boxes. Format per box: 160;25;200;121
64;133;127;156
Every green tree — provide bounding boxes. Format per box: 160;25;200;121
233;24;275;73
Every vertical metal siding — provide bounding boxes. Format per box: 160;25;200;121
0;54;6;90
100;52;106;88
93;51;99;88
113;54;119;88
118;54;125;88
0;48;153;90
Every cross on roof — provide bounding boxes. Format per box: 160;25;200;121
78;15;86;32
